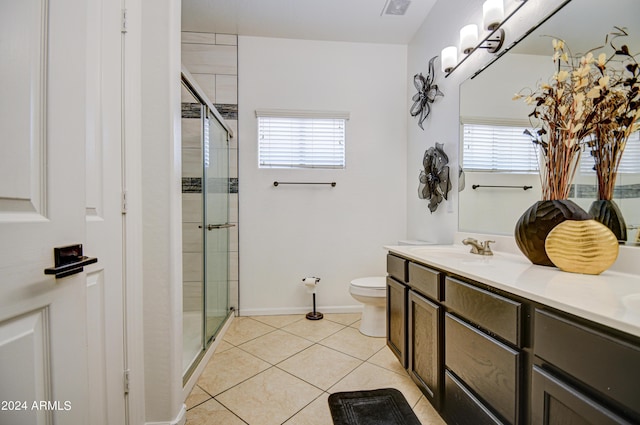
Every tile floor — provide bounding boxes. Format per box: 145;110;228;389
185;313;447;425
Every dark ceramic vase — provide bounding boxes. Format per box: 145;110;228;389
589;199;627;243
515;200;591;266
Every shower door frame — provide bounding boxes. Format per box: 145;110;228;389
181;68;235;383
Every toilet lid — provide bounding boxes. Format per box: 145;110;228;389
351;277;386;289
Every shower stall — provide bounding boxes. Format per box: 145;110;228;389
181;69;234;381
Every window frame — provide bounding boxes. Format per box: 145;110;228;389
256;109;349;170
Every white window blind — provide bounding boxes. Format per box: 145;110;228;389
256;109;348;169
580;131;640;174
462;123;538;172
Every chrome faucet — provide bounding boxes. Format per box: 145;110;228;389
462;238;495;256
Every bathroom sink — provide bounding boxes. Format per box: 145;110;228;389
406;245;497;265
408;245;474;257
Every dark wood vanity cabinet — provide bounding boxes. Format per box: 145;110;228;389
386;252;640;425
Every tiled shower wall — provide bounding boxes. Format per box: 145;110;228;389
182;32;239;312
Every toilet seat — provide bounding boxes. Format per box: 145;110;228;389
349;277;386;298
350;277;386;289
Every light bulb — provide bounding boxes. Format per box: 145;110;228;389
441;46;458;73
460;24;478;54
483;0;504;31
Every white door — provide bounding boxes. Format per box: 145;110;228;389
0;0;126;424
84;0;127;423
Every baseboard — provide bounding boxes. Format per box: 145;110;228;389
240;304;363;317
145;404;186;425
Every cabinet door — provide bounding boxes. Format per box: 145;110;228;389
408;290;441;409
445;371;506;425
387;276;408;367
532;366;633;425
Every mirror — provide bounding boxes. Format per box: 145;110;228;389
459;0;640;245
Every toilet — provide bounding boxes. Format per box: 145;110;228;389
349;276;387;337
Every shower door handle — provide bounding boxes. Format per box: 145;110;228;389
200;223;236;231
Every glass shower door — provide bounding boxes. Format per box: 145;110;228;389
181;70;233;382
181;81;204;376
203;110;231;344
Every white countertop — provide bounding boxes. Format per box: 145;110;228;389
385;244;640;338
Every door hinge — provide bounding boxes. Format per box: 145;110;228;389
121;8;128;33
121;191;128;214
124;369;130;395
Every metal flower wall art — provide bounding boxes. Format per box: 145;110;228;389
410;56;444;129
419;142;452;213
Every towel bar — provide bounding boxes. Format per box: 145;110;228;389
472;184;532;190
273;181;336;187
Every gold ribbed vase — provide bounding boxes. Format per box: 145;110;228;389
545;219;619;275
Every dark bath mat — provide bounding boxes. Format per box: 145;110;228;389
328;388;422;425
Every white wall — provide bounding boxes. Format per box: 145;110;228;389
140;0;185;423
238;37;408;315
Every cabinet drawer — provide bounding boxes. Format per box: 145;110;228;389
534;309;640;416
387;254;407;282
408;262;441;301
446;313;520;425
445;277;521;346
444;371;506;425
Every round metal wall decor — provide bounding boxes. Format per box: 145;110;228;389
418;142;452;213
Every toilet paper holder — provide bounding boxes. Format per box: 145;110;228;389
302;277;323;320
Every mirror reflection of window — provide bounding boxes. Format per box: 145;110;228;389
462;123;538;172
458;0;640;244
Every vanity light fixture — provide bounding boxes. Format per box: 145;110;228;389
441;46;458;73
460;24;479;54
443;0;529;77
483;0;504;31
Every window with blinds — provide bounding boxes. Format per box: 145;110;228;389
462;123;539;172
257;110;348;169
579;131;640;174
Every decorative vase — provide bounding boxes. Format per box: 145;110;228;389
588;200;627;243
514;200;591;266
545;219;619;275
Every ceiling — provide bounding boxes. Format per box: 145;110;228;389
181;0;438;44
